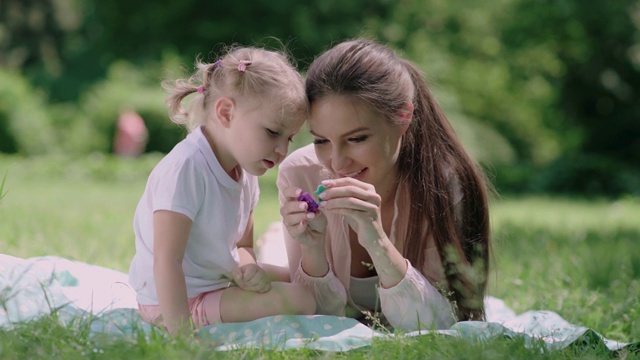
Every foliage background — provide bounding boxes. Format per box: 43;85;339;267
1;2;639;356
1;0;639;196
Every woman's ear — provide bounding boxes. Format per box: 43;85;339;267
399;102;414;134
214;97;235;128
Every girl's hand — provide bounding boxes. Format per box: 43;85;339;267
232;264;271;293
280;187;328;247
316;178;384;246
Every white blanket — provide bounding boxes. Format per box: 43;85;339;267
0;254;636;352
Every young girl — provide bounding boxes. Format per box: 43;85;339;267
278;39;491;331
128;46;315;335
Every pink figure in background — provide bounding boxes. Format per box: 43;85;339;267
113;111;148;157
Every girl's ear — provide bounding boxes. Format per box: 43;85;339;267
214;97;235;128
399;102;414;134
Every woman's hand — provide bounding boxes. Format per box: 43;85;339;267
232;264;271;293
316;178;385;247
280;186;328;247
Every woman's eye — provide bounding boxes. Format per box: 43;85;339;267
266;129;279;137
348;135;368;143
312;138;328;145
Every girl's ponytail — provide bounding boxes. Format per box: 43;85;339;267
161;47;306;132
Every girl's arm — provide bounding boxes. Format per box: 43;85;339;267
236;212;256;266
234;212;272;292
153;210;193;336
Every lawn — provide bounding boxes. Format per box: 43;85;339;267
1;154;638;359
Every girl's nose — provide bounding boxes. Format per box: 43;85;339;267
275;138;288;157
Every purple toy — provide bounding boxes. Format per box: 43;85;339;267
297;191;319;213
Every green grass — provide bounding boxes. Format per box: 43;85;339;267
0;153;281;270
1;154;639;359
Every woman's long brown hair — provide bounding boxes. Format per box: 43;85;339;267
306;38;491;321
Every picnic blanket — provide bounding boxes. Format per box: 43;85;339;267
0;254;637;352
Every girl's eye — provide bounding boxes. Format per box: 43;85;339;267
266;129;279;137
348;135;368;143
312;138;328;145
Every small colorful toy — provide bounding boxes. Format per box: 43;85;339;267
297;184;326;213
297;191;319;213
313;184;326;202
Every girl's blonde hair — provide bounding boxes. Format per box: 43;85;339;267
163;46;307;130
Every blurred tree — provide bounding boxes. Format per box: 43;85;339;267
1;0;395;102
504;0;640;166
0;0;71;72
0;0;101;102
371;0;639;195
90;0;394;67
2;0;639;196
0;69;59;155
370;0;562;165
500;0;640;195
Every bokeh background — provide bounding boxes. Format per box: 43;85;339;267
1;0;639;197
1;2;640;353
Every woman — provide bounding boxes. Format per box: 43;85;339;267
278;38;491;331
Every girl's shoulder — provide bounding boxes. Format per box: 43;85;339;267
149;140;205;180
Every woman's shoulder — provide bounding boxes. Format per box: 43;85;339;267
280;144;320;170
278;144;329;185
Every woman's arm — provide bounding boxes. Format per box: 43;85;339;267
279;185;330;277
376;171;463;330
283;229;348;316
359;230;408;290
153;210;193;336
317;177;454;328
278;172;347;315
378;261;455;330
317;178;408;288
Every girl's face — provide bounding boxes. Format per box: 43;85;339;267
227;98;303;177
308;95;406;197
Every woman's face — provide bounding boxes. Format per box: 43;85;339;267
308;95;406;196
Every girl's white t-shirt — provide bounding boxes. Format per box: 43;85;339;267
128;126;259;305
